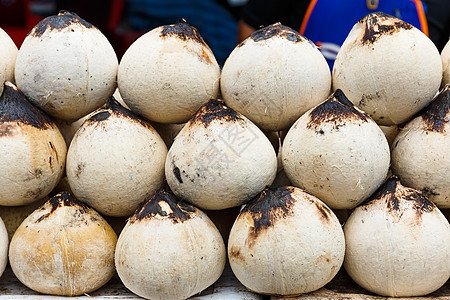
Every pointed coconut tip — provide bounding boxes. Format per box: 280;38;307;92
160;18;206;46
30;10;94;38
306;89;369;130
35;191;91;223
357;11;414;45
419;84;450;133
243;22;307;45
188;98;244;128
129;189;197;224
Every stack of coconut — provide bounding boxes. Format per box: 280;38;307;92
0;10;449;300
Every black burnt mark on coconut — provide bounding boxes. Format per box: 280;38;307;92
242;23;305;46
359;12;413;45
0;82;53;135
161;19;207;46
242;185;295;248
361;176;435;220
31;11;93;38
229;245;245;262
307;89;368;132
419;85;449;133
86;97;155;129
189;99;243;128
35;191;91;223
130;189;196;224
172;164;183;184
313;199;333;224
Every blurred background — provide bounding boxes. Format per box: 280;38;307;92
0;0;448;67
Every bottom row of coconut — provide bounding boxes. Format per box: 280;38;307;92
0;176;449;300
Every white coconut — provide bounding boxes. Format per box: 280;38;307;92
14;11;118;121
0;82;66;206
118;19;220;124
221;23;331;131
9;192;118;296
115;190;226;300
391;85;449;207
282;89;390;209
0;217;8;278
442;39;450;87
332;12;442;125
0;28;18;96
66;97;167;217
228;185;345;296
343;176;450;297
165;99;277;210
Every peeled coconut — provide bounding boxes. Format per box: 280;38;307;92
165;99;277;210
391;85;449;207
442;38;450;87
0;28;18;96
118;19;220;124
66;97;167;217
115;189;226;300
9;192;118;296
0;217;8;278
332;12;442;125
282;89;390;209
228;185;345;296
344;176;450;297
221;23;331;131
0;82;66;206
14;11;118;121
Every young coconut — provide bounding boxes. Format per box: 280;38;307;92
66;97;167;217
118;19;220;124
343;176;450;297
282;89;390;209
165;99;277;210
220;23;331;131
115;189;226;300
0;82;66;206
332;12;442;126
9;191;118;296
228;185;345;296
391;84;449;208
0;28;18;96
14;11;118;121
442;38;450;87
0;217;8;278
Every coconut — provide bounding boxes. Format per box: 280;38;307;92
118;19;220;124
343;176;450;297
0;217;8;278
391;85;449;207
165;99;277;210
442;39;450;87
332;12;442;126
0;82;66;206
0;28;18;96
228;185;345;296
66;97;167;217
14;11;118;121
9;192;117;296
220;23;331;131
115;189;226;300
282;89;390;209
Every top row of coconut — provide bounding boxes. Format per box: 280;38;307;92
0;10;449;130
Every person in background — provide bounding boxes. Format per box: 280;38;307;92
238;0;450;69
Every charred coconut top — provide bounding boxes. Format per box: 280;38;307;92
359;12;413;45
30;10;94;38
307;89;369;131
129;190;197;224
86;96;152;129
245;23;306;44
160;18;207;47
189;98;243;128
0;82;53;130
361;176;435;218
35;191;92;223
419;84;449;133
